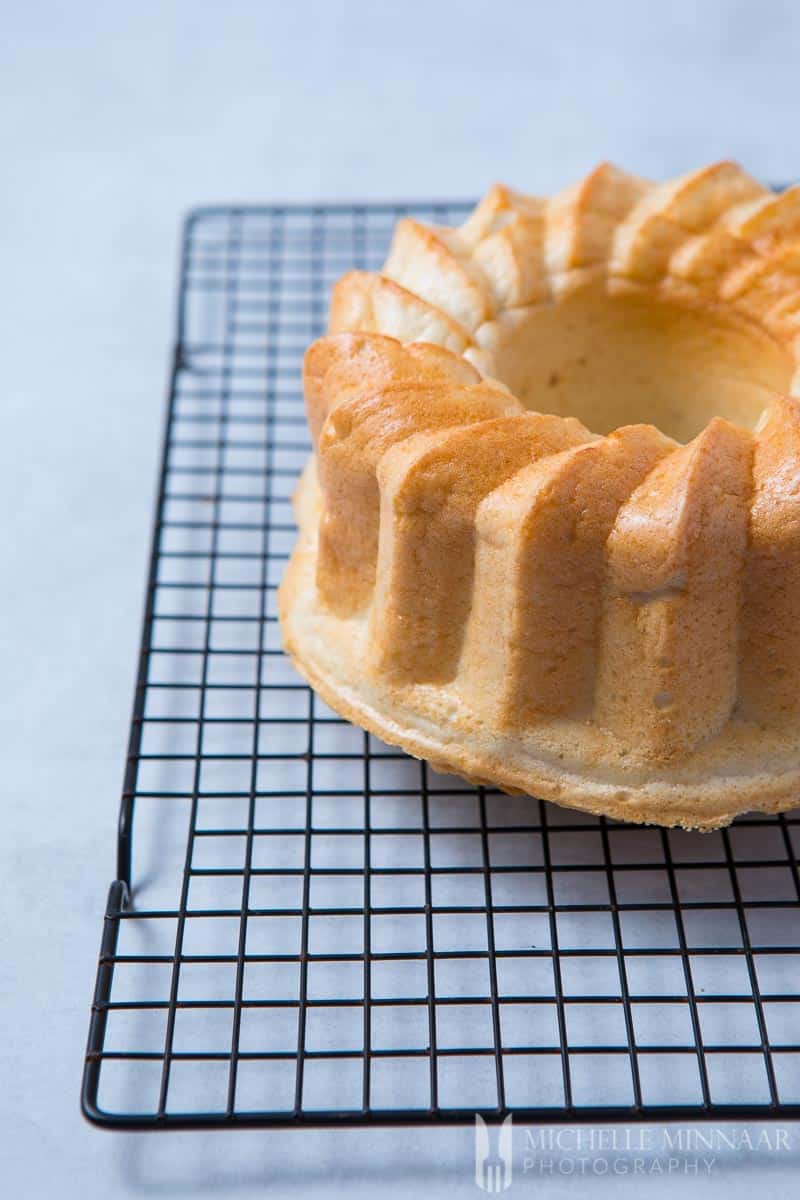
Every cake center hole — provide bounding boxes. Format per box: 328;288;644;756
489;284;795;443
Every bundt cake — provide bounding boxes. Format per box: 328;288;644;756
279;162;800;829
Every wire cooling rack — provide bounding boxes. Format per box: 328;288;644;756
82;201;800;1130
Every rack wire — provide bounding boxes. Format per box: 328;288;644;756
83;200;800;1130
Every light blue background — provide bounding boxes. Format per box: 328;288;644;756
3;1;800;1195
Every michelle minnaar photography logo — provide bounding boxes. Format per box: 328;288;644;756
473;1116;791;1188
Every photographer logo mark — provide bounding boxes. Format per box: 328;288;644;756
475;1114;513;1192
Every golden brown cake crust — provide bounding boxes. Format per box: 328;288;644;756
279;163;800;828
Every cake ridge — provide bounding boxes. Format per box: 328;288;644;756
461;423;675;726
368;412;594;685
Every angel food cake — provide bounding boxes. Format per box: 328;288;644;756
279;163;800;829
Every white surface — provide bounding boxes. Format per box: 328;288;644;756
3;0;800;1195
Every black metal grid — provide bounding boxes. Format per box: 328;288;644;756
83;200;800;1130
